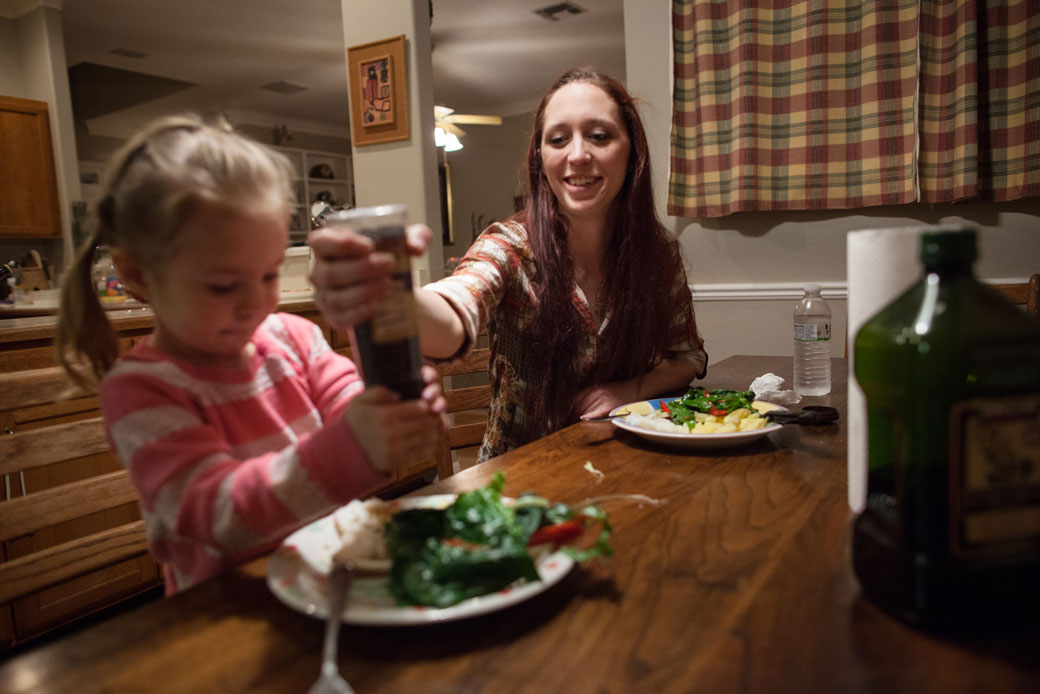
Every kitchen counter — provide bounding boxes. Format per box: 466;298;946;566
0;290;317;344
0;291;324;372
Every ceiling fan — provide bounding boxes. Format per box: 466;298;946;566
434;105;502;151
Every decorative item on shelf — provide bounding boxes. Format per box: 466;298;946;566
310;200;354;230
312;190;334;205
309;163;335;179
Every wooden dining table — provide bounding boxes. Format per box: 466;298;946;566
2;355;1037;693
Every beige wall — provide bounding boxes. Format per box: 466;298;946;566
0;17;25;94
623;0;1040;365
339;0;443;284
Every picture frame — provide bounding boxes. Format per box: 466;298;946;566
347;35;409;146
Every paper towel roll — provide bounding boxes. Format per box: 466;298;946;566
846;227;927;512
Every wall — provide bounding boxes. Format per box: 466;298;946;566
339;0;443;284
623;0;1040;366
235;125;350;156
0;17;25;94
439;112;530;263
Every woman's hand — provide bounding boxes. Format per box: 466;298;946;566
573;382;638;420
344;365;447;473
308;223;432;330
576;360;699;420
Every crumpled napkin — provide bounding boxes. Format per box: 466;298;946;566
749;372;802;405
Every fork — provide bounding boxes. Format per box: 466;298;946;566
580;410;630;423
308;561;357;694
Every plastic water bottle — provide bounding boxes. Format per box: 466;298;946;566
793;283;832;395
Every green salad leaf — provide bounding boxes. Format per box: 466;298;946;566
384;471;612;608
663;388;757;429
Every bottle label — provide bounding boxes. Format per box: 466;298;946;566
949;394;1040;558
794;323;831;341
371;276;418;344
364;224;418;344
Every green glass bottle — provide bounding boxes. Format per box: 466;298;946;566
852;225;1040;631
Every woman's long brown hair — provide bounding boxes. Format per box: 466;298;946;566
516;66;703;433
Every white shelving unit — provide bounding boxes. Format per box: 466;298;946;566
274;147;354;244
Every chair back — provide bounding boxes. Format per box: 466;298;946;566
0;366;158;636
434;347;492;476
0;419;150;604
0;365;99;433
993;274;1040;315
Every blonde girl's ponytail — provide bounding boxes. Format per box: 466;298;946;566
55;214;119;390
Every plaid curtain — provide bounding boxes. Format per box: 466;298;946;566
669;0;1040;217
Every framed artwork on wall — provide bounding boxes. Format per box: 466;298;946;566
347;35;410;146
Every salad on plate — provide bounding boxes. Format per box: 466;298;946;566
623;388;774;435
267;476;668;624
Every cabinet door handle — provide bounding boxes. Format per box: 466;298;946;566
3;427;13;435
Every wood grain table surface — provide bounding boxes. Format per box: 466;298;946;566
2;355;1037;693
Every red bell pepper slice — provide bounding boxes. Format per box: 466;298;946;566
528;519;584;547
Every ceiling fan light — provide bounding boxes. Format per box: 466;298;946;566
444;133;463;152
435;127;446;147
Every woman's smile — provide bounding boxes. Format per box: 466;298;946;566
540;82;630;226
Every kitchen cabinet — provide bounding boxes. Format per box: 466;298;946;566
274;146;354;243
0;95;62;238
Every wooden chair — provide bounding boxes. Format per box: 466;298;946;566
434;347;492;477
0;367;160;650
993;273;1040;315
0;419;151;605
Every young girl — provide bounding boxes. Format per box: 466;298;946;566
55;114;446;594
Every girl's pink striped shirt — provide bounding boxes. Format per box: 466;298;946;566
100;312;386;594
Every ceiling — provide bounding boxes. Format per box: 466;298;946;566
55;0;625;139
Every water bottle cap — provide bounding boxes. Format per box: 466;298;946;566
804;283;821;293
920;225;976;265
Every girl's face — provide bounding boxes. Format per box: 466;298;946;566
540;82;631;227
140;201;289;366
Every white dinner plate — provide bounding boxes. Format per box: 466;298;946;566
609;398;784;449
266;494;575;626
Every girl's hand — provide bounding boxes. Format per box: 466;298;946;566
344;365;447;473
308;223;432;330
574;383;637;420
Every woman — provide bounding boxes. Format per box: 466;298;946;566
310;67;707;462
